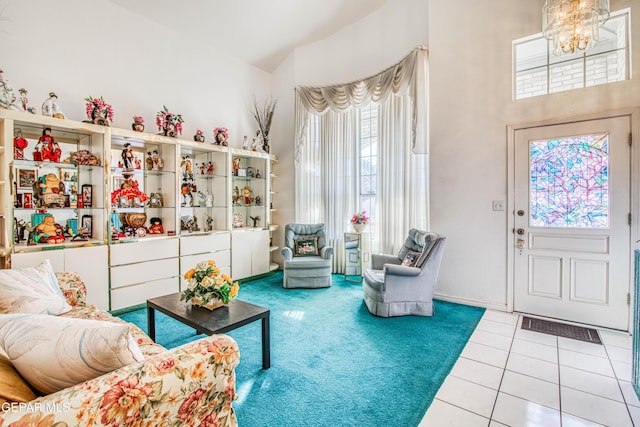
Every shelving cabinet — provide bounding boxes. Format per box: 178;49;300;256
0;110;278;310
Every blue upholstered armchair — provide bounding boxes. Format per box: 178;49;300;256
363;230;446;317
281;224;334;288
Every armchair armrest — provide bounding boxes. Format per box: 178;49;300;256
384;264;421;277
282;247;293;261
320;246;334;259
371;253;401;270
0;335;240;426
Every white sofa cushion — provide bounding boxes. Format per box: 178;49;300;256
0;259;71;315
0;313;144;394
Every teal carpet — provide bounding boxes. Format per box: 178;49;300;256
119;272;485;427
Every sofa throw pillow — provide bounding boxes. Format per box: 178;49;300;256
0;259;71;315
401;250;422;267
0;313;145;395
0;353;37;404
294;237;319;257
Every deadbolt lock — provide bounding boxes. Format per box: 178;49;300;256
517;228;525;235
517;210;525;216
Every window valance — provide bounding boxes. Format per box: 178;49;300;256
295;46;428;156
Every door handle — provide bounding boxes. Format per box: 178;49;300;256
516;228;525;235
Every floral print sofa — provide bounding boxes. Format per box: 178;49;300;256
0;272;240;427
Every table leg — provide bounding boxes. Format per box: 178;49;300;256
147;306;156;342
262;314;270;369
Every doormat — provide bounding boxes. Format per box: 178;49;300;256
521;316;602;344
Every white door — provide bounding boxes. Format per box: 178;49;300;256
514;117;631;330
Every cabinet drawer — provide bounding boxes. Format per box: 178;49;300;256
110;238;179;266
110;277;179;310
180;232;230;256
110;258;179;289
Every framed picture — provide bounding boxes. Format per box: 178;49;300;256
81;215;92;238
237;168;247;177
81;184;92;207
17;169;37;190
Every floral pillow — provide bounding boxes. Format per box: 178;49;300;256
0;259;71;315
0;313;144;395
294;237;319;257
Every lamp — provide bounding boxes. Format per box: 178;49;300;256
543;0;610;56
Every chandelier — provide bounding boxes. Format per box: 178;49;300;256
542;0;610;56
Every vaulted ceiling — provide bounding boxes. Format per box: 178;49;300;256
109;0;388;72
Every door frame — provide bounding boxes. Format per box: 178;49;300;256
507;109;640;332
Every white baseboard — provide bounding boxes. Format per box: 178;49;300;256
434;293;508;313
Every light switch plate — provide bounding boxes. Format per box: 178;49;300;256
492;200;505;211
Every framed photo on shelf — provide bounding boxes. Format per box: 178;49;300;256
237;168;247;177
81;184;92;207
81;215;92;238
17;169;37;190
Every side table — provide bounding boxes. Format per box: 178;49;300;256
344;231;371;282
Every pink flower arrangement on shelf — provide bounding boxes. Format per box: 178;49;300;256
196;129;204;136
350;211;370;225
132;116;144;124
156;105;184;137
84;96;114;125
213;127;229;146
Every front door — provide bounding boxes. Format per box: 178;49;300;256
514;117;631;330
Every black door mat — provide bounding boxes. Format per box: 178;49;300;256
521;316;602;344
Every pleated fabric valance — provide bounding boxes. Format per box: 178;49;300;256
295;46;429;157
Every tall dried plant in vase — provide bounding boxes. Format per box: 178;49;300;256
251;97;277;153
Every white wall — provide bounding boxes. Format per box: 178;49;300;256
428;0;639;310
273;0;640;310
0;0;271;143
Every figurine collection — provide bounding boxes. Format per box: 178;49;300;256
3;66;274;245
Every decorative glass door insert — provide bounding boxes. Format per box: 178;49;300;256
529;133;609;228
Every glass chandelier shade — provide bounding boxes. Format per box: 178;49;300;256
542;0;610;56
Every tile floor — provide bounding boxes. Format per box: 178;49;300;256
419;310;638;427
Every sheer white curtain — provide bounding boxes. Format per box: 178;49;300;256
295;47;429;272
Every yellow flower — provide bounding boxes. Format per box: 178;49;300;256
214;277;224;288
208;260;216;267
213;268;220;275
222;274;232;283
184;268;195;280
230;282;239;297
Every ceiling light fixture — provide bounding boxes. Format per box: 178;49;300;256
542;0;610;56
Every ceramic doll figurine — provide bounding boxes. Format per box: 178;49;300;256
148;217;164;234
207;162;214;175
146;151;154;170
41;92;64;118
198;191;213;208
152;150;164;170
242;135;251;150
38;128;62;162
121;143;134;170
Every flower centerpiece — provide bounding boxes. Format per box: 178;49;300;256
194;129;205;143
180;260;240;310
156;105;184;137
350;211;370;232
213;127;229;146
84;96;114;126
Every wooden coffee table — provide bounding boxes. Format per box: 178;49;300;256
147;293;270;369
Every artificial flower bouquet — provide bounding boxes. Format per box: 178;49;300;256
180;260;240;307
351;211;371;225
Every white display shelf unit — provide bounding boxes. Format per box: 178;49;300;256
0;110;279;309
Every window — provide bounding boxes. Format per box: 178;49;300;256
513;9;630;100
359;104;378;225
